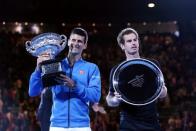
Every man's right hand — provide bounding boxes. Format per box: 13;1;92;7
114;91;122;101
106;91;121;107
36;53;51;71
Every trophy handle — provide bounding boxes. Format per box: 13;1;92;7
25;41;34;53
60;35;67;49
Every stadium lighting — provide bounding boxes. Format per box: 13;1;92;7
148;2;155;8
31;24;40;34
15;24;23;33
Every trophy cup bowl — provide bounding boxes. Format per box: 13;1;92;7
112;58;164;106
26;32;67;87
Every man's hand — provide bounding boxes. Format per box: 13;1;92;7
36;53;51;71
55;74;75;88
106;91;121;107
92;103;107;114
114;91;122;101
159;83;167;99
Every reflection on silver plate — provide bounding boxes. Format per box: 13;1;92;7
112;58;164;106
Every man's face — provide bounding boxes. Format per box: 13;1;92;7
121;33;139;55
68;34;87;55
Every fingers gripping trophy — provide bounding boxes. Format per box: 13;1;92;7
26;33;67;87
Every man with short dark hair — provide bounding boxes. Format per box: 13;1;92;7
29;27;101;131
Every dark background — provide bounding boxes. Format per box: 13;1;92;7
1;0;196;22
0;1;196;131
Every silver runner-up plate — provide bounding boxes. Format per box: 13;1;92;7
112;58;164;106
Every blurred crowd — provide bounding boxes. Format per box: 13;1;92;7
0;29;195;131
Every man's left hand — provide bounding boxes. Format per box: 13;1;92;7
55;74;75;88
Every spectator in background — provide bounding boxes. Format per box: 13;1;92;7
37;87;52;131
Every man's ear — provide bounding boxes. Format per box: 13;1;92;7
84;43;87;49
120;44;125;50
67;39;71;46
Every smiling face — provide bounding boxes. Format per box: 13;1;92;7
68;34;87;56
120;33;139;56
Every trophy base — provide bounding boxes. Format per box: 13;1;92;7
42;71;66;87
40;59;66;87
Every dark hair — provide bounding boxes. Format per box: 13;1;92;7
117;28;139;46
70;27;88;44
